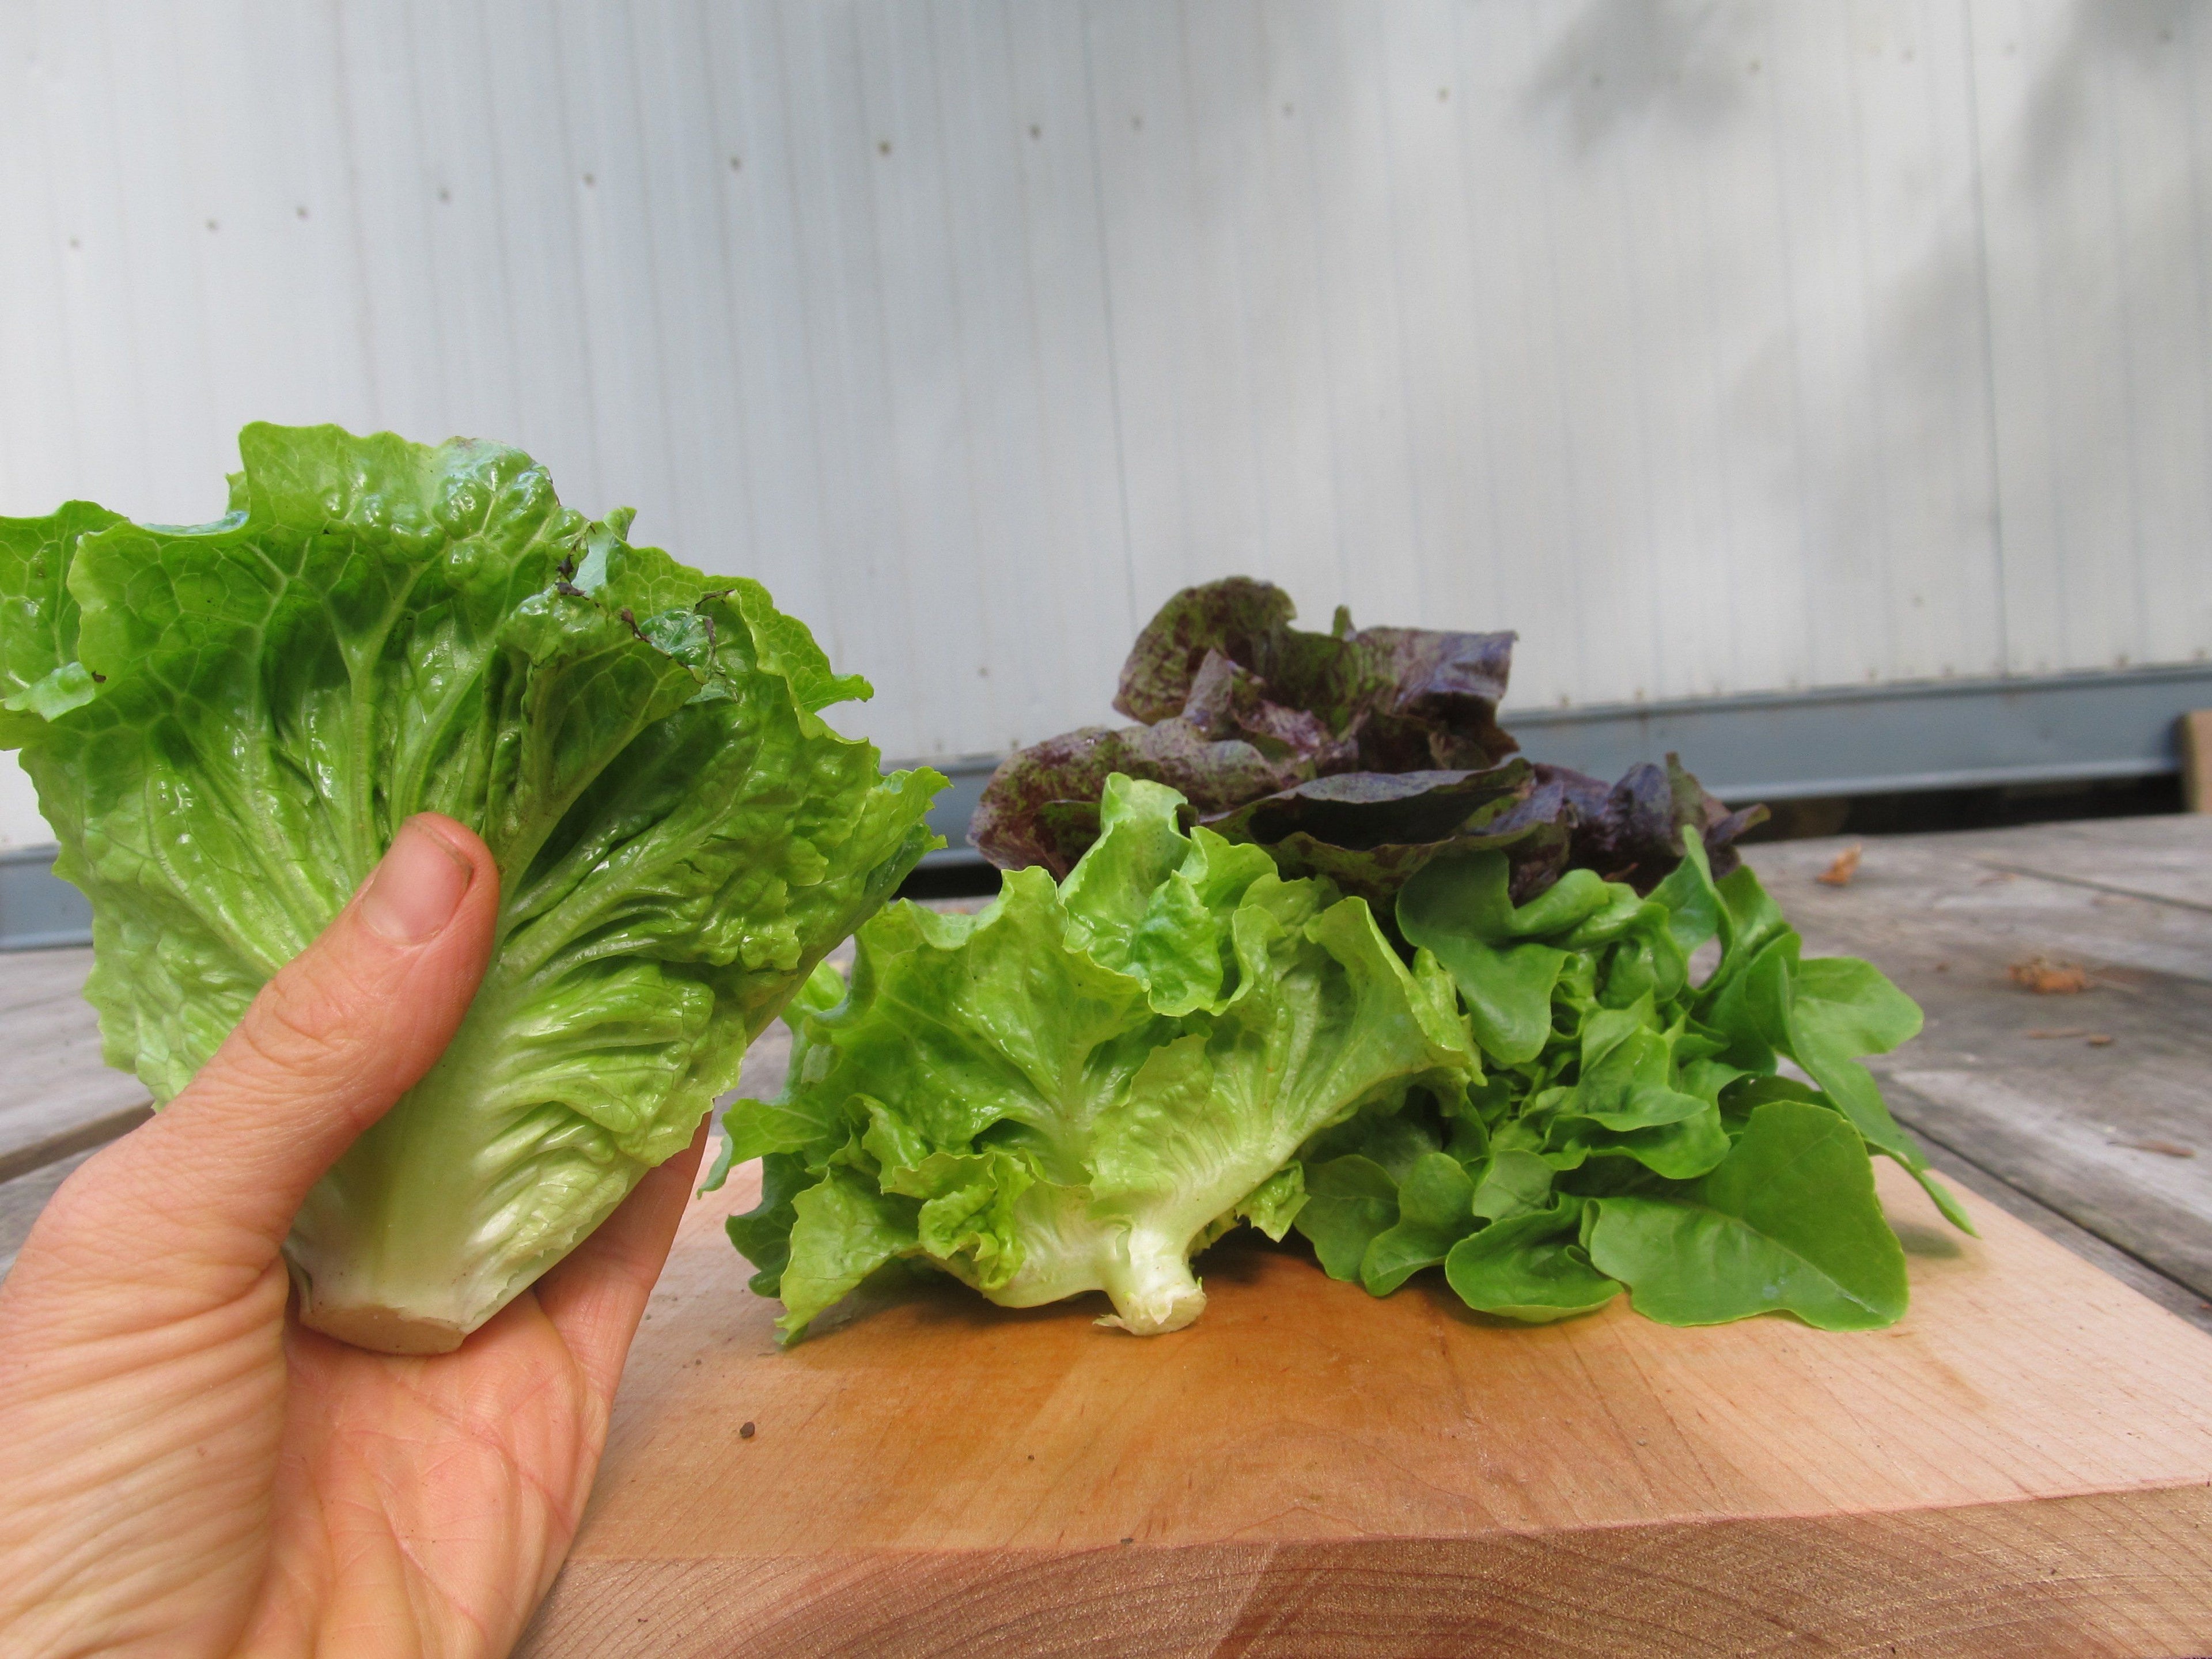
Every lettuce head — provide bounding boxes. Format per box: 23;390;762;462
714;774;1476;1339
0;423;942;1352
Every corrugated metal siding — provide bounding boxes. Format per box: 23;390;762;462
2;0;2209;851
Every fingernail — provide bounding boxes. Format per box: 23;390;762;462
359;817;475;943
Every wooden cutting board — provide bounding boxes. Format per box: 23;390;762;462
521;1158;2212;1658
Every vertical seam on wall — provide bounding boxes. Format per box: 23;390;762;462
929;6;999;747
693;0;768;601
89;2;150;494
621;5;684;547
397;1;448;437
1842;18;1895;684
474;0;524;442
1373;3;1429;622
1959;0;2010;674
850;5;929;749
1527;7;1588;701
1293;7;1352;611
1445;0;1510;639
1078;3;1141;634
1200;2;1268;591
1001;3;1058;732
546;6;605;496
2095;37;2147;668
2183;0;2212;673
1764;5;1818;696
771;4;845;670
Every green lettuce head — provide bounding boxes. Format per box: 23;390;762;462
0;423;942;1352
714;774;1477;1340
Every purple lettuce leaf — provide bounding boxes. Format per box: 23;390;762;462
1113;577;1304;722
978;579;1520;874
1551;756;1768;892
968;719;1317;878
1195;755;1764;908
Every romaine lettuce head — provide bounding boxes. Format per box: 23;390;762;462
715;774;1476;1340
0;424;942;1352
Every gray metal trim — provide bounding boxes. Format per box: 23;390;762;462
908;755;999;868
0;846;89;952
1503;663;2212;802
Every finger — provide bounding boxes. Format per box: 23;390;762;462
27;815;498;1297
536;1115;711;1404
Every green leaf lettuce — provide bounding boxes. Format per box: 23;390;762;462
717;774;1476;1339
1289;836;1964;1332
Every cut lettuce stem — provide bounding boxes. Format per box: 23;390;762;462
1094;1226;1210;1334
286;980;661;1351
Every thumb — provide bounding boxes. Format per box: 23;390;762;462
19;815;498;1305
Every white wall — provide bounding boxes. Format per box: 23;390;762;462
3;0;2209;848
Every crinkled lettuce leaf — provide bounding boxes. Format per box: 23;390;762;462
0;423;941;1351
969;577;1765;911
971;578;1520;877
718;774;1476;1340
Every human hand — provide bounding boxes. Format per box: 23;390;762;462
0;815;704;1658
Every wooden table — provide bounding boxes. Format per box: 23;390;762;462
1748;816;2212;1329
0;945;148;1274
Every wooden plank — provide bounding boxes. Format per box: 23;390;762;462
520;1158;2212;1657
0;1144;97;1281
2181;709;2212;813
0;1063;149;1170
1743;825;2212;983
1741;825;2212;1309
1911;1127;2212;1336
0;1102;149;1187
0;946;147;1172
1889;1065;2212;1300
1960;813;2212;912
0;945;93;1012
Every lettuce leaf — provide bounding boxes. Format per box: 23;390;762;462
718;774;1476;1339
971;578;1764;914
971;578;1520;877
1291;836;1964;1332
0;423;941;1351
1585;1100;1908;1330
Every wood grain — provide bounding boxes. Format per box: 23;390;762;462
0;946;147;1172
1969;816;2212;914
1740;823;2212;1313
519;1160;2212;1657
2183;711;2212;815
